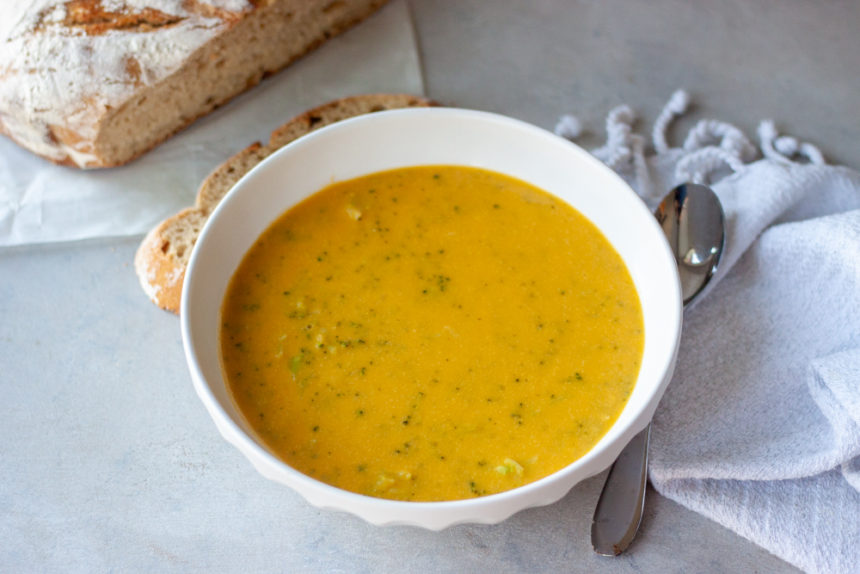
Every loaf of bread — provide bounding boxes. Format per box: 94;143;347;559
134;93;433;313
0;0;388;168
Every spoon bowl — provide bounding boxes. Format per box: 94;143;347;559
656;183;726;304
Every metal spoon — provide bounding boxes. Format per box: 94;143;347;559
591;182;725;556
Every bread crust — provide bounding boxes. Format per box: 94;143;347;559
135;93;434;314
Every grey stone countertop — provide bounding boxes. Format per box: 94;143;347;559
6;0;859;571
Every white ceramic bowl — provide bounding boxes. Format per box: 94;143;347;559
181;107;682;530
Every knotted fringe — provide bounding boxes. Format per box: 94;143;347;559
555;90;826;190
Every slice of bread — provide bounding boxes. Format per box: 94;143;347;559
135;93;433;314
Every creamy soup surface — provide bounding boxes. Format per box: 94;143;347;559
220;166;644;501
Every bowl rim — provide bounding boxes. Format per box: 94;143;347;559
180;106;682;528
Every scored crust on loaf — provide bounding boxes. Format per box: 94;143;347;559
0;0;388;168
135;93;433;314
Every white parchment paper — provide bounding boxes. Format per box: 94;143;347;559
0;0;423;246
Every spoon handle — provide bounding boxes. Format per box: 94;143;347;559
591;425;650;555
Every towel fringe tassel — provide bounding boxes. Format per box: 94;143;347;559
554;90;826;188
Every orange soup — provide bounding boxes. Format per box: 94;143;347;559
220;166;643;501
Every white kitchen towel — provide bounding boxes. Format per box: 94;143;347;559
557;91;860;574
